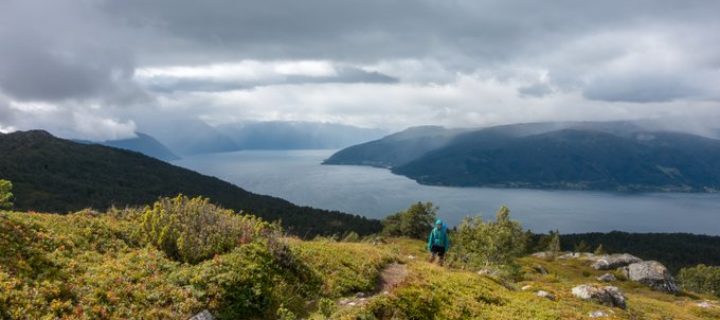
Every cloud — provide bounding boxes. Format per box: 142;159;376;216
518;83;554;98
1;0;720;139
134;61;397;93
0;0;146;104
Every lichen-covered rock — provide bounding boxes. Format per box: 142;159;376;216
626;261;678;293
189;310;214;320
597;273;616;282
591;254;642;270
571;285;626;309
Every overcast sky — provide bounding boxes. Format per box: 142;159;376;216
1;0;720;140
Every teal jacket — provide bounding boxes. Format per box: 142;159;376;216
427;220;449;250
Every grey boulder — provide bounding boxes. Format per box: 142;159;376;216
572;285;627;309
623;261;678;293
591;254;642;270
597;273;616;282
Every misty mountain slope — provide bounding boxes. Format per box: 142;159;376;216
139;118;239;155
96;132;180;161
323;125;470;168
216;121;387;149
0;130;380;236
322;121;644;169
393;129;720;191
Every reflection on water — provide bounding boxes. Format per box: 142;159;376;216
173;150;720;235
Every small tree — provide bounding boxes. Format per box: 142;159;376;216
574;240;590;253
0;179;13;209
547;230;561;260
453;206;527;268
594;244;606;255
381;202;437;239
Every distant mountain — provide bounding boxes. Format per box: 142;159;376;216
323;126;469;168
139;118;239;155
91;132;179;161
326;122;720;192
216;121;387;150
0;130;381;236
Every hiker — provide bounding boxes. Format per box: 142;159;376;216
427;219;449;266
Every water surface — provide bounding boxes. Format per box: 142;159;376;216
173;150;720;235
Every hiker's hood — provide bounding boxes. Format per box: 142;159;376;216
435;219;444;228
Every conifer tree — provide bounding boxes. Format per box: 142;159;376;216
594;244;606;255
547;230;561;260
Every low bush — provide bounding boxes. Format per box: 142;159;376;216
679;264;720;297
140;195;273;264
449;206;528;272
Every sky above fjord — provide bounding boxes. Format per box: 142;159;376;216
1;0;719;140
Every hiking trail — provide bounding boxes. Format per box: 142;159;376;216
337;262;408;307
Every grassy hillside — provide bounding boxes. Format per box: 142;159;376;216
1;209;718;319
0;130;380;237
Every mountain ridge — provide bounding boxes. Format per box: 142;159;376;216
325;122;720;192
0;130;380;236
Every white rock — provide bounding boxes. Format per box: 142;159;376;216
571;285;626;309
536;290;556;301
588;310;609;318
696;300;716;308
591;254;642;270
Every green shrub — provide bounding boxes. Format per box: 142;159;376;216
451;206;527;269
341;231;360;242
0;179;13;209
177;242;320;319
318;297;336;318
381;202;437;239
678;264;720;297
140;195;272;264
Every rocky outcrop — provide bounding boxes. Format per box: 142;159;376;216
591;254;642;270
621;261;678;293
571;285;627;309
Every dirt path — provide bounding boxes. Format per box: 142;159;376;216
377;262;408;293
338;262;408;307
